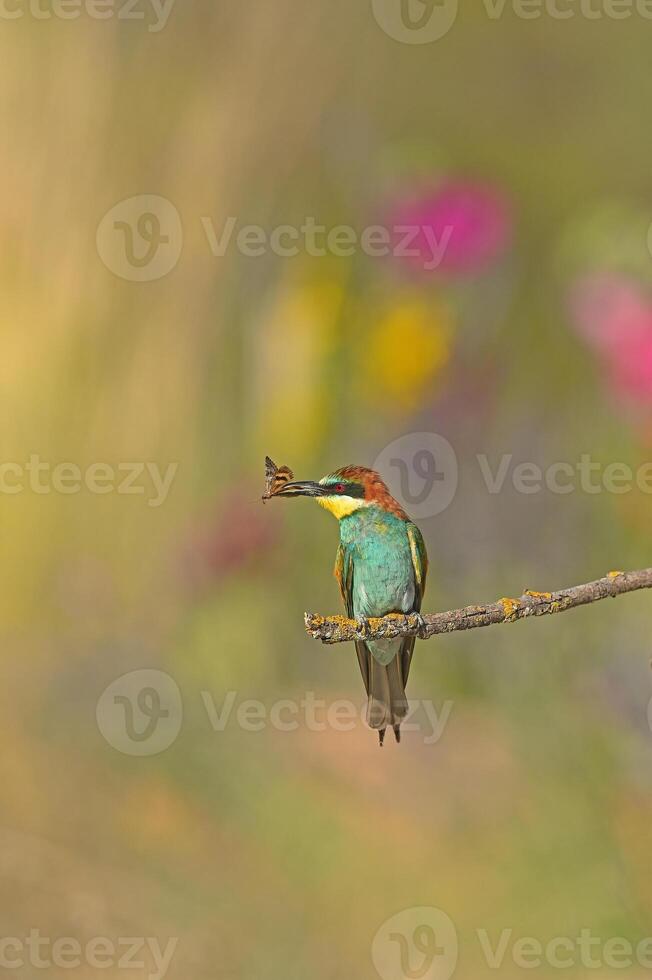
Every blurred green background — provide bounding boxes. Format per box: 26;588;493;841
1;2;652;978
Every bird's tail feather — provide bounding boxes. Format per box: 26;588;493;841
367;653;408;746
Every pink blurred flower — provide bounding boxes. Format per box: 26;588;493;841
569;273;652;404
610;337;652;402
386;180;512;276
182;489;278;591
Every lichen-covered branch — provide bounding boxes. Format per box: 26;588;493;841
304;568;652;644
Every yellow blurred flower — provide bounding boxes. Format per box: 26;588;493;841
251;275;346;461
363;296;453;412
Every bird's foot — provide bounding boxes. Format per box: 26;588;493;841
355;616;369;639
412;612;428;638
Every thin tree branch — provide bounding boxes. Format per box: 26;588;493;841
304;568;652;644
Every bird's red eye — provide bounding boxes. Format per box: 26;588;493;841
334;483;346;493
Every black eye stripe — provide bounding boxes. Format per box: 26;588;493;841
329;481;365;498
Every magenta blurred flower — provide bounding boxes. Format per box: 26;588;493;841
386;180;512;276
569;273;652;404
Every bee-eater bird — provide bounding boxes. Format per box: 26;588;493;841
276;466;428;746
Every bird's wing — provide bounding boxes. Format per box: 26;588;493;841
334;543;353;614
401;523;429;686
407;522;428;609
334;543;370;694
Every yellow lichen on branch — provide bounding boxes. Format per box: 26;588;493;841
498;597;521;622
304;568;652;644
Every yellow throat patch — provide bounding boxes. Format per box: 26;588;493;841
317;496;371;520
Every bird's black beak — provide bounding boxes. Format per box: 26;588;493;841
274;480;326;498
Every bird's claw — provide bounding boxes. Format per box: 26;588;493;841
355;616;368;639
412;613;427;638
